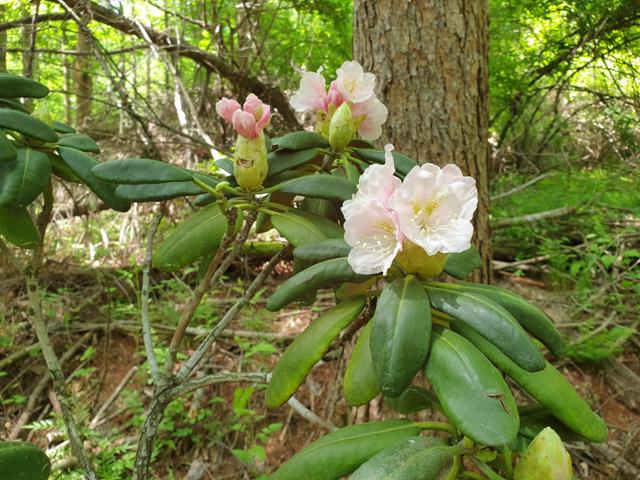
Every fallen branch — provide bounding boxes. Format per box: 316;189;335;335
493;254;551;271
89;365;139;429
492;206;576;229
491;172;557;201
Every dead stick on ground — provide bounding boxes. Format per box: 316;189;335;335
492;206;576;229
90;365;139;429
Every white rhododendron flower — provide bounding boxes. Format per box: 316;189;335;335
342;144;478;275
335;61;376;103
289;61;386;141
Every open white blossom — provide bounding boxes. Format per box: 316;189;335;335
389;164;477;256
352;96;388;141
289;71;328;113
335;61;376;104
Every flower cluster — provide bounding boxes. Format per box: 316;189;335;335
342;145;478;276
216;94;271;139
290;61;388;141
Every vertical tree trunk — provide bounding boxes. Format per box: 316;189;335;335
354;0;492;282
74;21;93;127
0;5;7;72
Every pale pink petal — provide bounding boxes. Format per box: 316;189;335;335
336;61;376;103
327;81;344;108
290;71;328;112
216;98;241;124
352;96;388;140
243;94;263;117
255;103;271;133
232;110;258;139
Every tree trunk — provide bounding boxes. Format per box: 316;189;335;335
354;0;492;282
74;22;92;128
0;5;6;72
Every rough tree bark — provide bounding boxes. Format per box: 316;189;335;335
354;0;492;282
74;21;92;127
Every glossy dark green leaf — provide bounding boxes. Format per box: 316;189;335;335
449;320;607;443
352;148;417;176
115;181;203;202
0;74;49;98
425;328;519;446
92;158;193;184
343;322;380;406
444;245;482;279
272;131;329;151
266;257;371;311
458;282;566;357
153;204;228;270
0;109;57;143
48;153;81;183
518;404;584;442
425;282;545;372
299;196;339;221
271;419;421;480
0;441;51;480
371;276;432;397
385;386;441;414
273;174;356;201
266;297;366;408
294;238;351;263
350;436;457;480
0;148;51;207
0;131;17;162
215;157;234;175
0;206;40;248
267;148;319;177
57;133;100;153
57;147;131;212
0;98;28;113
52;121;76;134
271;210;343;247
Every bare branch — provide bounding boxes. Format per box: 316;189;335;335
492;206;576;229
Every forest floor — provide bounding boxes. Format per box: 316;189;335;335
1;254;639;480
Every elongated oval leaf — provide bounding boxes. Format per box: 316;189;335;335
458;282;566;356
57;147;131;212
450;320;607;442
271;210;343;247
0;74;49;98
57;133;100;153
518;405;585;442
274;174;356;201
92;158;193;184
0;148;51;207
425;282;545;372
52;121;76;134
444;245;482;279
371;276;432;397
350;437;456;480
385;386;441;414
266;297;366;408
0;206;40;248
425;328;519;446
48;153;82;183
0;109;57;143
293;238;351;262
0;132;17;162
153;204;227;270
272;131;329;151
343;321;380;406
266;257;371;311
115;181;204;202
267;148;319;177
0;98;28;113
271;419;421;480
352;148;417;176
0;441;51;480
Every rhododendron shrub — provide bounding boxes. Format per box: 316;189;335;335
80;61;606;479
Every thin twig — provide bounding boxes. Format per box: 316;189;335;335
287;396;337;432
90;365;139;429
169;371;269;400
492;206;576;229
491;172;557;201
141;213;162;383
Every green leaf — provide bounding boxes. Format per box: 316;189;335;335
272;131;329;151
92;158;193;184
450;320;608;443
0;441;51;480
0;98;28;113
267;148;319;177
444;245;482;279
371;276;432;397
0;206;40;248
271;210;343;247
0;109;57;143
115;181;204;202
273;174;356;201
385;386;440;414
266;257;371;311
294;238;351;263
0;74;49;98
517;404;585;442
425;282;545;372
425;328;519;446
352;148;417;176
266;297;366;408
343;322;380;406
0;148;51;207
270;419;421;480
350;436;457;480
215;157;234;175
0;131;17;162
57;133;100;153
153;204;227;271
52;121;76;134
48;153;82;183
458;282;566;357
57;147;131;212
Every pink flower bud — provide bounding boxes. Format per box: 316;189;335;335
232;110;258;139
216;98;241;124
327;81;344;108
